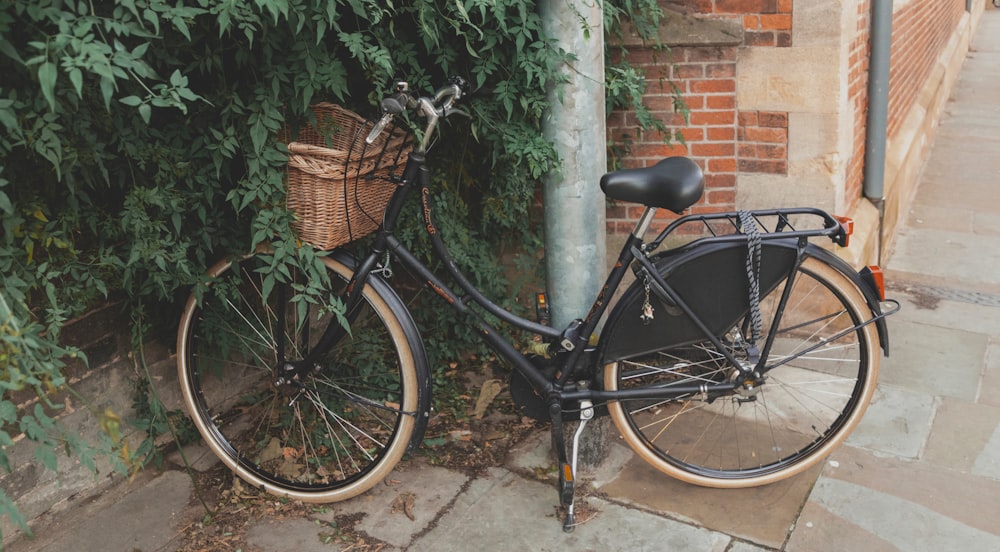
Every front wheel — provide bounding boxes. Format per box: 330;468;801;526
604;256;880;487
177;251;426;502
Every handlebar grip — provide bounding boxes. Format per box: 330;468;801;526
381;93;408;115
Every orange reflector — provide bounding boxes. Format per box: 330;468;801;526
562;463;574;483
834;216;854;247
866;265;886;301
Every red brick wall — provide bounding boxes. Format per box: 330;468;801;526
606;45;740;233
886;0;966;138
665;0;793;46
607;1;792;233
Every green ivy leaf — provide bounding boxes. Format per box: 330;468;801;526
99;76;115;110
37;61;58;111
68;68;83;98
35;444;59;471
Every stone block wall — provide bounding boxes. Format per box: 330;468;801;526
0;303;177;544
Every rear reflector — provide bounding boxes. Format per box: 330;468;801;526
834;216;854;247
860;265;886;302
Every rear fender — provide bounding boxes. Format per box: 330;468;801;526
803;246;891;356
598;240;889;364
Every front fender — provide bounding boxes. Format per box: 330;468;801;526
327;251;433;453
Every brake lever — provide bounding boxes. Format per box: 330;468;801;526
366;87;411;144
444;106;471;119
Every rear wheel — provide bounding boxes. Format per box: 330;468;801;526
177;251;422;502
605;257;879;487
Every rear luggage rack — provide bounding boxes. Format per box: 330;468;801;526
645;207;849;253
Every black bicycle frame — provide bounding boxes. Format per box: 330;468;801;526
303;149;889;407
315;150;742;406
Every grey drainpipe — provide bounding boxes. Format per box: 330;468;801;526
863;0;893;264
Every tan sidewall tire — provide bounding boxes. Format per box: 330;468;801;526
604;257;880;488
177;254;417;503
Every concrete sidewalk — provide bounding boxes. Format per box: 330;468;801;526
8;9;1000;552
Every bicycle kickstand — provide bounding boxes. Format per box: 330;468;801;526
549;397;595;533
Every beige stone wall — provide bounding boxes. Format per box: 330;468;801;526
735;0;853;224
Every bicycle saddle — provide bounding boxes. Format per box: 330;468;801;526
600;156;705;213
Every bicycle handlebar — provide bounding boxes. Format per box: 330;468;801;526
365;78;467;147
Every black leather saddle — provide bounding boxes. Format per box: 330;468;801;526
600;156;705;214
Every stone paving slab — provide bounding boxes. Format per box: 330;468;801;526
846;383;936;459
245;517;345;552
7;470;194;552
889;228;1000;288
904;193;1000;238
786;501;899;552
505;424;805;549
876;319;986;401
798;477;1000;551
409;467;734;552
598;455;820;550
315;460;470;549
793;445;1000;551
884;285;1000;335
796;479;972;551
981;340;1000;408
923;397;1000;471
973;421;1000;480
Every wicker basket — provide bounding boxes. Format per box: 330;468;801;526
286;103;410;250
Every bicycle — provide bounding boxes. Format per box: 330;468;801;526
176;78;899;531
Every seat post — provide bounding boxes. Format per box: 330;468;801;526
632;206;658;239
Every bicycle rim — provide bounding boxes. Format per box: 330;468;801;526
177;252;418;502
605;257;879;487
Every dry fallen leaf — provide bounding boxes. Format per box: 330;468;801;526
472;378;504;419
390;491;416;521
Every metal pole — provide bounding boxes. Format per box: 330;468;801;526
539;0;609;471
864;0;893;264
539;0;608;331
863;0;893;201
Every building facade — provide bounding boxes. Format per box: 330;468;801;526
608;0;986;265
